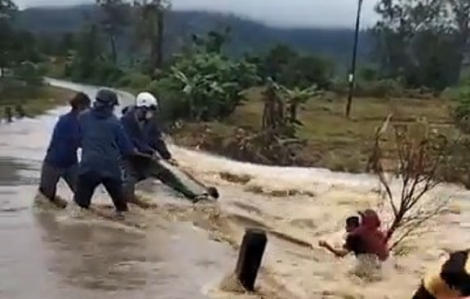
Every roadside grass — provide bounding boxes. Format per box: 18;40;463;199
0;84;75;119
180;88;458;173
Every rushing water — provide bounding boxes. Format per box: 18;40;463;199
0;80;236;299
1;78;469;299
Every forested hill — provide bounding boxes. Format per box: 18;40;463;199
16;4;373;67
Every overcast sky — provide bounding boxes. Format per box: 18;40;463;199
15;0;379;28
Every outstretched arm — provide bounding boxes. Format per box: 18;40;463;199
151;138;172;160
318;240;349;258
148;121;172;160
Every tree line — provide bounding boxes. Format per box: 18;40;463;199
373;0;470;90
4;0;470;120
0;0;48;106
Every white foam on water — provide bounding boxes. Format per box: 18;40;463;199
26;79;469;299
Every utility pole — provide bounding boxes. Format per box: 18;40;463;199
345;0;363;118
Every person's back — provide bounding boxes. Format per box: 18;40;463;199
38;92;91;208
74;89;135;215
347;210;389;281
45;110;81;169
79;105;128;179
352;209;389;261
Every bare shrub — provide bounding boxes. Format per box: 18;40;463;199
369;115;450;250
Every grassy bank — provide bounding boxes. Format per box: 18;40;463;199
170;89;456;174
44;64;462;181
0;84;75;119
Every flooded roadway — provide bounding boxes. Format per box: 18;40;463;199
0;81;236;299
3;79;470;299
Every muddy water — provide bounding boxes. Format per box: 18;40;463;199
162;149;470;299
35;79;470;299
0;81;236;299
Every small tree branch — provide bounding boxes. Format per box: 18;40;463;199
370;116;449;249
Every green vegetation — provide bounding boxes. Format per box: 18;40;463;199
0;84;75;118
0;0;75;119
7;0;470;187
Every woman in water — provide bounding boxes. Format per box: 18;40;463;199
319;209;389;280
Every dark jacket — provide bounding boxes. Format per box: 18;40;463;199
120;105;172;160
78;102;134;180
44;110;81;168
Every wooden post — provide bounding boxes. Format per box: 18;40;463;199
235;228;268;292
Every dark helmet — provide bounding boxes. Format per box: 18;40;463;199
95;89;119;107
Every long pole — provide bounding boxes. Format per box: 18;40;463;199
345;0;363;118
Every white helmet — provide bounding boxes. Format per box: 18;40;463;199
136;92;158;109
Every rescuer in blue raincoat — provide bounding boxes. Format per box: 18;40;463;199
120;92;186;206
120;92;175;163
121;92;219;203
38;92;91;208
74;89;140;218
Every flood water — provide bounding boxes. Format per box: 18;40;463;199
0;80;236;299
2;79;470;299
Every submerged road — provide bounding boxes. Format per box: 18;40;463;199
0;79;236;299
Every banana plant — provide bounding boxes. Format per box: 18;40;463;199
171;66;197;119
278;84;321;126
169;51;258;121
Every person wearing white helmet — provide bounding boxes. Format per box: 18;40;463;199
121;91;219;203
120;91;179;206
121;91;176;162
136;91;159;114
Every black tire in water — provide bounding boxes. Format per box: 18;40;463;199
235;228;268;292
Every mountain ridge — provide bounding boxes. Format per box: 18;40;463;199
16;4;373;68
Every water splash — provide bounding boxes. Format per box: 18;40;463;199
40;79;470;299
